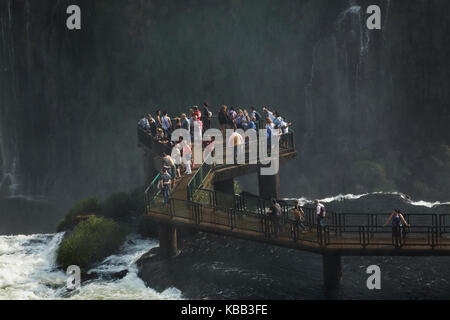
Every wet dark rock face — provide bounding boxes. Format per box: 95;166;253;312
0;197;61;235
1;0;450;219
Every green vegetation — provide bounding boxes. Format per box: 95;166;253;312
102;192;135;221
56;187;145;232
56;216;126;270
56;197;102;232
55;187;150;270
351;161;395;192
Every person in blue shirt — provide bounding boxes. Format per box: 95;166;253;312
250;107;262;122
247;117;257;131
384;209;410;247
138;115;150;130
181;113;190;133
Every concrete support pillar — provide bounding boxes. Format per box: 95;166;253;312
158;224;178;258
258;169;280;200
214;178;235;194
323;253;342;293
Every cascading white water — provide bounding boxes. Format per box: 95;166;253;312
0;233;183;300
284;192;450;208
0;158;19;197
337;2;371;84
303;41;320;145
0;0;21;198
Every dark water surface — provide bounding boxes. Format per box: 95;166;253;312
2;192;450;299
139;192;450;300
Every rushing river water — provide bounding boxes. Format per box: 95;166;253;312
0;233;182;300
1;192;450;300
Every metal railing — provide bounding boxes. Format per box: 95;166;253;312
140;119;450;250
186;131;295;200
186;153;214;200
149;191;450;249
144;173;162;210
137;126;172;155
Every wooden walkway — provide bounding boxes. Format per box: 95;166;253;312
147;176;450;256
140;126;450;257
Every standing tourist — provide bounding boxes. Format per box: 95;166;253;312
315;200;326;237
218;105;228;136
384;209;410;247
161;111;172;138
267;199;283;237
203;102;212;131
291;200;306;233
160;168;172;205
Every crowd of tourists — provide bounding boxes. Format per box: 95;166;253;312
267;199;411;245
138;105;410;245
138;103;292;148
266;199;325;237
138;103;291;205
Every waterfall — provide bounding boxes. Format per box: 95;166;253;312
333;0;376;149
304;42;320;142
383;0;391;35
0;0;20;197
0;159;19;196
337;2;371;83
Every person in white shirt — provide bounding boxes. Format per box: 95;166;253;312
182;139;192;175
315;200;326;232
262;106;276;122
138;115;150;130
277;117;292;134
192;114;203;142
265;118;275;138
171;142;182;178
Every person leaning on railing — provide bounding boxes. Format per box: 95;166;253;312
154;128;169;144
383;209;410;248
138;115;150;131
250;107;262;122
147;114;157;136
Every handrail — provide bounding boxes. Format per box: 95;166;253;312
139;121;450;249
144;173;162;210
158;196;449;249
186;152;214;200
185;130;295;200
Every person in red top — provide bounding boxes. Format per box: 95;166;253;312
193;105;202;120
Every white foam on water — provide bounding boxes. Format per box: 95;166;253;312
0;233;183;300
66;236;183;300
0;233;67;299
408;200;450;208
284;192;450;208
